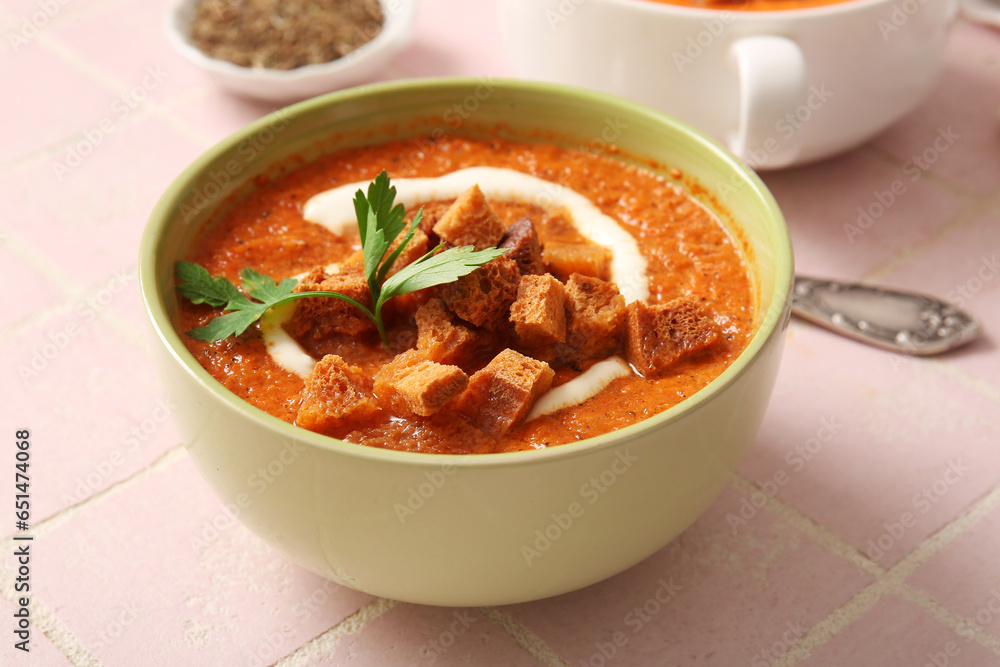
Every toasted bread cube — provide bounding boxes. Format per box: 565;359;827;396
384;228;430;277
438;255;520;330
626;296;720;376
543;242;612;282
432;185;505;250
296;355;381;432
373;349;469;417
510;274;567;347
415;298;477;365
287;268;373;338
454;349;554;436
565;274;626;359
499;217;545;276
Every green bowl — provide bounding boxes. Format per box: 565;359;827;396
140;78;793;606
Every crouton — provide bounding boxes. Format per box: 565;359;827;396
454;348;554;436
432;185;505;250
625;296;720;376
373;349;469;417
509;274;567;347
564;274;626;359
384;228;430;277
296;355;381;432
543;242;612;282
415;298;477;365
438;255;520;330
499;217;545;275
286;268;373;338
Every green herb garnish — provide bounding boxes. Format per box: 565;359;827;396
176;170;507;345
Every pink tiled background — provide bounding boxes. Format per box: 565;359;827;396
2;1;999;665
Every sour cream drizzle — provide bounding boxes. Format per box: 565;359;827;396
303;167;649;303
263;167;648;422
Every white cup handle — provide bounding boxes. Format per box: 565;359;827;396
729;35;807;170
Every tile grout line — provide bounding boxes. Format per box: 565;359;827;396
0;446;186;554
859;143;982;202
861;187;1000;285
0;564;103;666
271;597;397;666
896;583;1000;656
477;607;570;667
730;474;886;577
773;477;1000;666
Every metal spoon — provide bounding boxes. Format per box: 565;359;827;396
791;277;982;355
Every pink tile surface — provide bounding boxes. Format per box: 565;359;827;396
49;0;208;105
798;596;1000;667
1;114;204;287
5;455;373;666
871;21;1000;196
740;322;1000;567
316;605;540;666
908;500;1000;641
760;149;969;279
3;1;1000;664
0;596;72;666
877;206;1000;386
163;87;284;146
0;311;178;530
0;243;65;330
397;1;511;77
0;37;115;163
508;486;873;666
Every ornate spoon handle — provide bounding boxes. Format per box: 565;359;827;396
791;276;982;356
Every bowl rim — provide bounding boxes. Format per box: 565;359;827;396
139;76;794;469
599;0;895;17
163;0;418;83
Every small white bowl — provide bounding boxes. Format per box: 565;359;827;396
164;0;417;102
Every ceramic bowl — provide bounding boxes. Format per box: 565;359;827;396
164;0;417;101
139;78;794;606
499;0;957;169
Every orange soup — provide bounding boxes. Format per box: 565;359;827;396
177;135;754;455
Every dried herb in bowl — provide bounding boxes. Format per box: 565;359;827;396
190;0;384;70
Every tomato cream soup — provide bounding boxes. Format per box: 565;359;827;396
178;135;754;454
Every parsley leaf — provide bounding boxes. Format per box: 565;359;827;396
176;171;505;345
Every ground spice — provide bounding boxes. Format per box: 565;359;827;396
190;0;384;70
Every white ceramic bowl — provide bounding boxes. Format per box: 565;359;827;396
499;0;957;169
164;0;417;102
140;79;793;606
